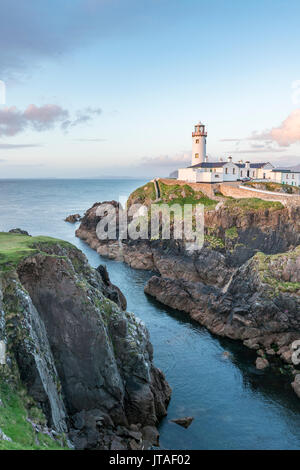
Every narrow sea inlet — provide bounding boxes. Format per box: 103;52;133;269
1;178;300;450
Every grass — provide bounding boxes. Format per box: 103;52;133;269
0;233;74;271
225;226;239;240
255;248;300;294
127;182;156;206
224;197;284;212
0;380;67;450
244;181;300;194
205;234;225;249
128;181;217;210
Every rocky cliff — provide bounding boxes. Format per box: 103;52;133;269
75;189;300;397
0;232;171;450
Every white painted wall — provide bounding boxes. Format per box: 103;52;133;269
178;168;197;182
223;163;239;181
283;172;300;186
196;170;223;183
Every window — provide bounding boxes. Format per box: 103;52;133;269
196;139;199;143
240;171;243;177
195;153;199;159
286;174;289;179
252;171;255;177
225;168;228;174
233;168;236;174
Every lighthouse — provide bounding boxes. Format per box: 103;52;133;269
191;122;207;166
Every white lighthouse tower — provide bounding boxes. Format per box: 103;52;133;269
191;122;207;166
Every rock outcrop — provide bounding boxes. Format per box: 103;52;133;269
65;214;81;223
75;195;300;397
0;233;171;449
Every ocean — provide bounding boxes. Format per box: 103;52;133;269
1;178;300;450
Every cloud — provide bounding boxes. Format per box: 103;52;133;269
0;0;160;78
262;109;300;147
221;110;300;154
140;153;191;168
0;104;101;137
61;108;102;131
0;104;68;136
73;138;107;142
231;147;285;154
0;143;42;149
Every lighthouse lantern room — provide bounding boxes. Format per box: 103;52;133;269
192;122;207;166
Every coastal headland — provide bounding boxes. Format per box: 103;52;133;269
76;179;300;399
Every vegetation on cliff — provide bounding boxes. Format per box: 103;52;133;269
256;247;300;294
0;232;73;271
0;233;171;450
127;181;217;209
0;381;67;450
223;197;284;212
244;181;300;195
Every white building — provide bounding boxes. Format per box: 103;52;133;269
268;169;300;187
178;122;299;186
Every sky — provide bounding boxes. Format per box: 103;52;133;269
0;0;300;178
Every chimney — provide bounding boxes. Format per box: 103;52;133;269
204;155;208;162
227;156;232;163
245;161;250;170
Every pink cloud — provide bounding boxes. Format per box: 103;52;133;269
249;109;300;147
268;109;300;147
0;104;101;137
24;104;69;130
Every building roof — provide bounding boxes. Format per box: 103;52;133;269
188;162;226;169
189;161;273;170
236;162;271;169
272;169;291;173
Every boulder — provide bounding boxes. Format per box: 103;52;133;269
291;375;300;399
65;214;81;223
170;417;194;429
256;358;269;370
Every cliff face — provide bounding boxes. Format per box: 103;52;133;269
0;233;171;450
75;197;300;397
76;199;300;287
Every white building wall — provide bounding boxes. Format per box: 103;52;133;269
196;170;223;183
283;172;300;186
178;168;197;183
222;163;239;181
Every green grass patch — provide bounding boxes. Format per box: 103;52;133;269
224;197;284;212
0;380;67;450
255;249;300;294
0;233;74;271
128;181;217;210
244;181;300;194
127;182;156;206
225;226;239;240
205;234;225;249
